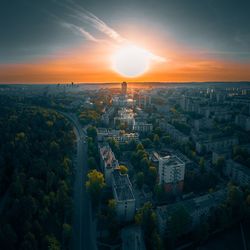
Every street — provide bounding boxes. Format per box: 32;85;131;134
61;112;96;250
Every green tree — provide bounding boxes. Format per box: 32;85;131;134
141;138;152;148
87;157;98;169
153;134;160;148
146;166;157;188
86;170;105;205
199;157;205;173
62;223;72;247
87;126;97;139
135;202;158;249
169;205;191;239
162;135;171;145
136;172;145;189
215;157;225;175
136;143;144;151
118;165;128;174
46;235;61;250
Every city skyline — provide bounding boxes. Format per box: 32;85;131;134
1;0;250;83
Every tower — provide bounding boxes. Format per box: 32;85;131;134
121;82;127;96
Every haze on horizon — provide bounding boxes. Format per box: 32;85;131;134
1;0;250;83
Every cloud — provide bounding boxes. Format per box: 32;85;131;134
61;22;101;43
52;0;165;63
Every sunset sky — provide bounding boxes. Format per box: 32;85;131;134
1;0;250;83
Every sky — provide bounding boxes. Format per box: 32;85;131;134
0;0;250;83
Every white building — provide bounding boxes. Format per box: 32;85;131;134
158;155;185;193
114;108;135;128
111;169;136;222
97;128;139;144
99;144;119;186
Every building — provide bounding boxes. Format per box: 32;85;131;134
137;93;151;108
193;118;213;131
158;154;185;193
101;106;115;125
157;189;227;235
196;136;238;154
163;123;189;144
224;159;250;186
133;122;153;133
212;149;231;164
114;108;135;128
111;169;136;222
121;226;146;250
99;144;119;186
235;114;250;131
97;128;139;144
121;82;127;96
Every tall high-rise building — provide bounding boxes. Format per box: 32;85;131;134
121;81;127;96
158;155;185;193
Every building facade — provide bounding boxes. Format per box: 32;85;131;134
158;155;185;193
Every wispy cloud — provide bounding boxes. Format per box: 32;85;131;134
61;22;101;43
51;0;165;62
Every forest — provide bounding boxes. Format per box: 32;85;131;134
0;96;75;250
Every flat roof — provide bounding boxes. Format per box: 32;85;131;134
112;169;135;201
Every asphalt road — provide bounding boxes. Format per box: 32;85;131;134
61;112;96;250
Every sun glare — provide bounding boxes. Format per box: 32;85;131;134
112;45;151;78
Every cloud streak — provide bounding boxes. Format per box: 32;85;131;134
52;0;165;62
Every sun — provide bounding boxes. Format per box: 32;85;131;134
112;44;151;78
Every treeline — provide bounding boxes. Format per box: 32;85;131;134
0;97;75;250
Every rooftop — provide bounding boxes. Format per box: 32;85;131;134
99;144;119;169
112;169;135;201
157;189;227;222
159;154;185;167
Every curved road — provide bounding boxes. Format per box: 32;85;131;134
61;112;96;250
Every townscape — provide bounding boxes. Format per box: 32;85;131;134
1;82;249;249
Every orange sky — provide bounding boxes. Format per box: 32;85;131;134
1;42;250;84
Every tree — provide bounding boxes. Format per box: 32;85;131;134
87;157;98;169
153;134;160;148
87;126;97;139
118;165;128;174
199;157;205;173
146;166;157;188
215;157;225;175
168;205;191;239
136;143;144;151
140;157;150;171
106;199;119;237
162;135;171;145
136;172;145;189
227;184;243;217
62;223;72;247
46;235;61;250
86;170;105;205
127;139;137;150
135;202;158;249
154;184;165;203
141;138;152;149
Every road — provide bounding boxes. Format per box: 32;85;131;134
61;112;96;250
